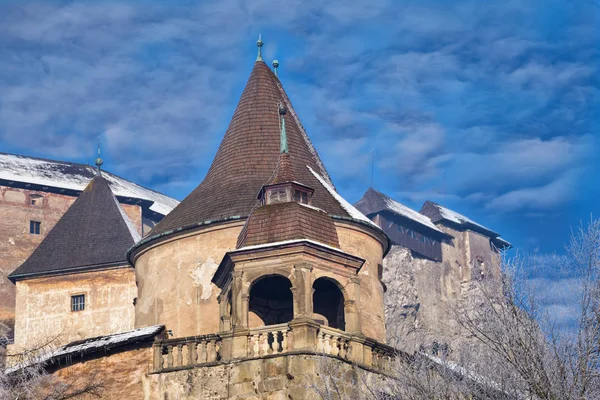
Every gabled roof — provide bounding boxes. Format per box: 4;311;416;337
0;152;178;216
420;201;512;249
420;201;498;236
354;188;443;234
9;175;141;281
149;60;355;237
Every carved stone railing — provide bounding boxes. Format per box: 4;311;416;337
151;321;397;374
153;334;221;372
247;323;291;357
316;326;351;360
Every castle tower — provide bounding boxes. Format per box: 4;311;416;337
129;38;390;345
9;166;140;351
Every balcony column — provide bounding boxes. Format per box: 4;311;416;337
291;262;313;318
289;262;319;351
217;287;232;332
231;270;248;329
345;276;362;334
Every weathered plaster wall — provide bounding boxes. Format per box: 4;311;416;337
52;345;153;400
134;219;387;343
0;187;75;330
134;221;245;337
0;184;144;336
12;267;136;351
334;221;387;343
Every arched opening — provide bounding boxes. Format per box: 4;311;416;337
313;278;345;330
249;275;293;327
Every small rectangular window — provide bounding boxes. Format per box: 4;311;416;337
30;221;41;235
71;295;85;311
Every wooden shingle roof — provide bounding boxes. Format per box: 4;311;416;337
9;175;140;281
149;60;350;236
237;202;340;249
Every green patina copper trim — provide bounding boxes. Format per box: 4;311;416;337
256;34;263;61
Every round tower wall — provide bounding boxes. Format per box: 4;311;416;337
133;221;244;337
334;221;387;343
133;219;387;343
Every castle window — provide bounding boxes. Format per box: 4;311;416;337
30;194;43;205
71;294;85;311
29;221;41;235
268;189;288;204
293;190;308;204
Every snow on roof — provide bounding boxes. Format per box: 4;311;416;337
432;203;494;234
111;191;142;243
6;325;164;374
0;153;178;216
237;238;345;254
384;197;442;233
307;166;379;229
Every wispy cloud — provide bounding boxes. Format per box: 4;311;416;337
0;0;597;252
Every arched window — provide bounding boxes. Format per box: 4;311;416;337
249;275;293;327
313;278;345;330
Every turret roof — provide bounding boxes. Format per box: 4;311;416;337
9;175;140;281
149;60;353;236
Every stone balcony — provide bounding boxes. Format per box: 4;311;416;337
152;320;396;375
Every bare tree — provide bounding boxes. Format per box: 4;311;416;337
312;218;600;399
0;323;104;400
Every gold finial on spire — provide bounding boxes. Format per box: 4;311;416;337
256;34;263;61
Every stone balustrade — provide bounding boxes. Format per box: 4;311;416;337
247;323;291;357
151;321;397;374
153;334;221;372
316;326;351;359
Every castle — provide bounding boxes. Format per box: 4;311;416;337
1;38;510;399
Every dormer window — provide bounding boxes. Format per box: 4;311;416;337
268;188;288;204
294;189;309;204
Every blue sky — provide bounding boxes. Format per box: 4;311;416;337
0;0;598;261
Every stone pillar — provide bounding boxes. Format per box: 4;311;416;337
231;271;247;329
345;276;362;334
218;288;232;332
291;263;313;318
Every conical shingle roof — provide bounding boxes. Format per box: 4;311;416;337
150;60;350;236
9;175;140;281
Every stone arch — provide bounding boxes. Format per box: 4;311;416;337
312;277;346;330
248;275;293;327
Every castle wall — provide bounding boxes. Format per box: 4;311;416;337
334;221;387;343
134;221;245;337
51;344;153;400
383;224;502;358
0;184;143;336
11;267;136;351
147;353;389;400
134;219;388;343
0;186;76;331
48;348;391;400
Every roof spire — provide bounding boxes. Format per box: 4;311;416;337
95;138;103;176
272;59;279;76
278;103;288;153
256;34;263;62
